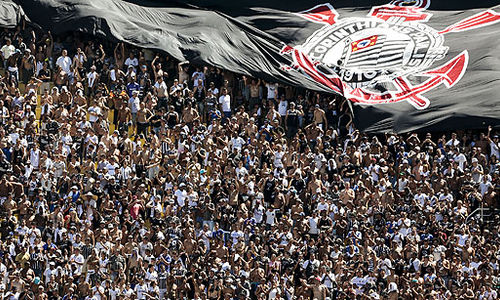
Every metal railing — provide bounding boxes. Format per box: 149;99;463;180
466;206;499;224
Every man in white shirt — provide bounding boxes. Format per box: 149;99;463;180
192;67;205;87
316;197;329;212
145;264;158;282
1;38;15;69
219;88;231;119
153;76;168;100
170;78;183;95
106;157;119;176
85;130;99;152
253;199;265;223
350;269;368;295
128;91;140;126
139;237;153;257
308;211;319;236
208;81;219;97
86;65;98;93
414;188;429;207
266;82;278;100
273;145;285;169
30;144;41;169
197;224;212;250
397;173;408;193
43;262;58;284
56;49;72;73
134;278;148;300
487;127;499;159
277;95;288;124
470;157;483;183
479;175;493;196
490;135;500;159
265;207;276;227
69;247;85;275
88;102;101;124
175;183;187;207
124;52;138;72
453;148;467;171
230;225;244;246
110;64;124;84
369;160;381;182
445;132;460;147
455;228;469;250
438;188;453;202
230;132;245;152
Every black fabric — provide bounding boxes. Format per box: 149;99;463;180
3;0;500;132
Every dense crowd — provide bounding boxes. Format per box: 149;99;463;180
0;24;499;300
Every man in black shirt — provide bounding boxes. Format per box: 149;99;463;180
291;171;306;196
14;35;26;53
204;90;217;122
99;63;111;87
21;49;35;84
340;156;356;181
262;172;276;205
158;264;168;299
285;102;300;139
171;89;184;115
47;120;60;135
37;62;51;92
11;140;25;166
30;247;44;278
165;106;179;129
38;129;52;152
149;108;164;135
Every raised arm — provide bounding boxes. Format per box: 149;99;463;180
114;43;120;61
29;30;36;53
152;55;160;78
178;60;189;73
151;55;158;72
46;31;53;57
98;44;105;61
486;125;493;142
120;42;125;58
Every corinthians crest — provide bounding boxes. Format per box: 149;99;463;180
280;1;500;109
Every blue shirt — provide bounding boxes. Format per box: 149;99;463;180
2;147;12;162
127;82;140;97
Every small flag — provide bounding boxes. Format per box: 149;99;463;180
351;35;378;52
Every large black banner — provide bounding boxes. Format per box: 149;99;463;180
5;0;500;132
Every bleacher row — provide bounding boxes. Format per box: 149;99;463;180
3;68;147;145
